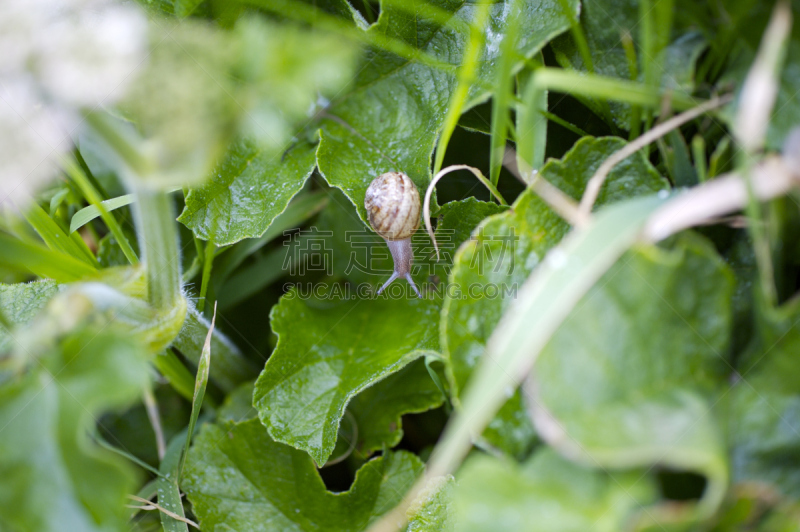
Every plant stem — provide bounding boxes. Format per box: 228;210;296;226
134;188;182;312
198;239;215;313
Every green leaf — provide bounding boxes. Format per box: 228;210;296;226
178;138;318;246
551;0;706;127
347;358;444;457
316;0;578;225
531;233;734;517
0;281;58;353
442;137;668;456
183;418;425;531
454;448;658;532
405;475;455;532
729;296;800;498
217;381;258;422
172;306;257;392
253;294;440;465
0;329;150;532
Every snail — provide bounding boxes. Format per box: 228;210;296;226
364;172;422;298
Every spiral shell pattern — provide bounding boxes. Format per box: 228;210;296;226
364;172;421;241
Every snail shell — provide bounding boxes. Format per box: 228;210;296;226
364;172;420;241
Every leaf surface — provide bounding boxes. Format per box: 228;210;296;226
316;0;578;225
183;418;424;531
454;448;657;532
178;138;318;246
530;233;734;515
0;281;58;353
0;330;149;532
253;294;440;465
442;137;667;456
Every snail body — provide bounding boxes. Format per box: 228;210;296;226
365;172;422;298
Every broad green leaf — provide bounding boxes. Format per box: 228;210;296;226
0;329;150;532
290;187;505;289
454;448;658;532
178;138;318;246
0;281;58;353
217;381;258;422
316;0;578;225
729;296;800;498
172;306;257;392
531;233;734;517
213;189;330;285
253;294;440;465
551;0;706;127
442;137;668;456
405;475;455;532
347;358;444;457
183;418;424;531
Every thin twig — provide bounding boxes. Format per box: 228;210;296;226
502;148;586;226
643;155;797;241
423;165;507;260
142;387;165;461
578;94;733;220
127;495;200;529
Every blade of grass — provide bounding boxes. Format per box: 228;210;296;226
708;136;731;178
516;61;548;172
157;434;191;532
217;248;286;309
432;0;492;176
177;303;215;482
692;134;708;183
70;194;134;232
95;436;164;478
197;240;215;314
143;386;166;461
22;201;97;266
621;30;642;139
489;0;524;186
64;158;140;264
0;232;97;281
555;0;615;129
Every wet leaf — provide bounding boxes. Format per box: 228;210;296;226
316;0;578;225
183;418;424;531
0;330;149;532
442;137;667;456
253;294;440;465
454;448;657;532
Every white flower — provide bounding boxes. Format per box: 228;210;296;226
0;0;147;207
0;80;73;209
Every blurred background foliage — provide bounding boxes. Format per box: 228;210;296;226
1;0;800;531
